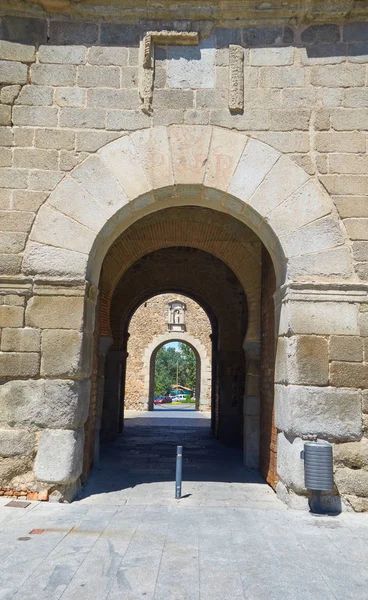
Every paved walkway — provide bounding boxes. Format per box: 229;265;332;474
0;409;367;599
79;408;282;508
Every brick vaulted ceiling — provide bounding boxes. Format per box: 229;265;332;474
99;206;263;343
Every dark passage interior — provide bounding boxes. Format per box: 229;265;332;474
82;206;277;497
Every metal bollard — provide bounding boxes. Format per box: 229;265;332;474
175;445;183;499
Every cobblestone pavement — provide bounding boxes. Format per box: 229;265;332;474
1;411;368;600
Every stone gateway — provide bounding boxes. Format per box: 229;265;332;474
0;1;367;511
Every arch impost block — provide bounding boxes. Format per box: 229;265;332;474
276;282;368;307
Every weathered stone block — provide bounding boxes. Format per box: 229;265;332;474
334;438;368;469
54;87;85;108
0;127;13;147
59;108;106;129
0;456;32;485
243;26;286;46
250;47;293;66
0;232;27;254
280;301;359;336
360;312;368;336
335;468;368;498
0;85;21;104
0;169;28;189
0;105;11;126
14;148;58;170
0;40;35;62
16;85;53;106
301;24;340;44
330;336;363;362
28;170;63;192
330;109;368;130
344;218;368;240
77;65;120;88
88;46;128;66
0;306;24;328
0;379;90;429
31;64;77;86
277;433;305;493
0;60;28;84
0;255;22;276
344;88;368;108
343;22;368;42
276;335;329;386
330;361;368;388
49;21;98;45
270;109;311;131
34;129;74;151
0;352;39;378
352;241;368;261
315;132;365;153
0;148;11;167
87;88;137;109
153;90;194;109
275;384;362;439
281;88;316;108
0;211;34;232
259;66;305;88
100;23;139;46
311;64;365;87
38;45;86;65
75;130;120;152
41;330;91;378
30;205;95;253
329;154;368;175
280;217;343;258
228;138;280;203
106;109;153;131
288;246;353;280
26;296;84;330
1;328;40;352
35;428;84;484
12;106;58;127
2;16;47;45
0;430;35;457
167;38;215;89
23;242;88;279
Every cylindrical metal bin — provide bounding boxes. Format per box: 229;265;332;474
304;441;334;491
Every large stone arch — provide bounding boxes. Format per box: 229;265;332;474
13;124;365;509
22;124;353;288
143;333;211;412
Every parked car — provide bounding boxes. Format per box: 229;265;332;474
154;395;172;405
173;394;191;402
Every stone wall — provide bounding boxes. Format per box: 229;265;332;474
0;11;367;509
0;20;367;279
124;293;212;410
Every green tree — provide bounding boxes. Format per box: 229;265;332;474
154;343;197;396
178;343;196;392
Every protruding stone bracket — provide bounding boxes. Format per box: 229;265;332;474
228;44;244;114
139;30;199;114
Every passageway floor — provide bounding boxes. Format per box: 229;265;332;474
78;409;283;509
1;410;367;599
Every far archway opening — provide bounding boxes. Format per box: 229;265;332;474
151;341;200;411
123;293;212;415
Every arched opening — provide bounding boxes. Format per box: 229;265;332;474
20;125;355;509
122;292;212;413
150;341;199;411
80;204;278;503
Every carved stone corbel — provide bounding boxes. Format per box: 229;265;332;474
228;44;244;114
